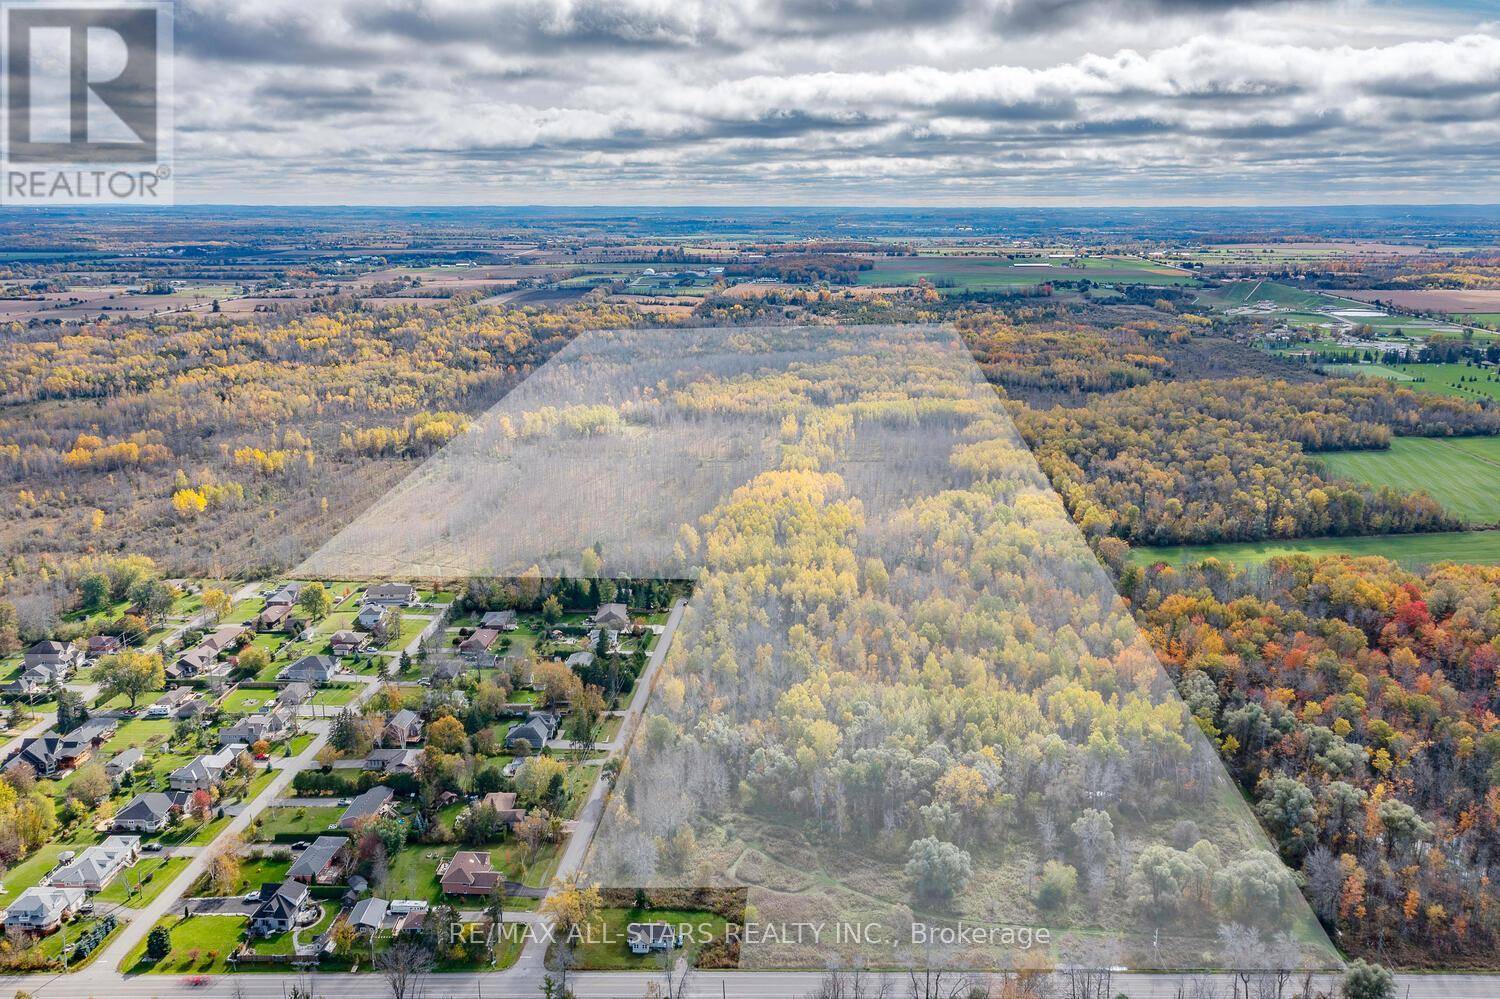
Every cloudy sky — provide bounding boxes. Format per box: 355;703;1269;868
169;0;1499;205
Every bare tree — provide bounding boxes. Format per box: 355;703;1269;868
807;962;895;999
377;937;434;999
658;948;694;999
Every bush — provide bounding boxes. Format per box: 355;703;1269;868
146;925;171;961
1037;861;1078;911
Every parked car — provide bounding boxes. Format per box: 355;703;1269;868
243;890;260;903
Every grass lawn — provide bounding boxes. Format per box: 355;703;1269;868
2;842;73;896
1322;362;1416;381
122;913;246;974
101;717;174;755
1382;362;1500;403
386;846;444;903
193;852;294;895
220;688;277;715
253;805;343;841
311;684;359;707
1318;436;1500;524
95;856;189;908
1130;528;1500;569
40;912;124;970
565;907;729;971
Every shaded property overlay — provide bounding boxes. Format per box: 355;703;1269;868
299;325;1339;973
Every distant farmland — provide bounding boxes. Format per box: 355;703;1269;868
1130;528;1500;569
1317;436;1500;525
1341;289;1500;313
855;254;1197;291
1332;362;1500;402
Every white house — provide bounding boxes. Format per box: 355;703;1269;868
169;748;236;792
4;886;86;934
47;835;140;892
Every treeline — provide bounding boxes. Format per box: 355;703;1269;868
1014;378;1499;545
956;314;1179;394
721;254;870;285
1130;554;1500;966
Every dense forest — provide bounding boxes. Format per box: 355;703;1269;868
0;300;642;625
1128;555;1500;967
1012;378;1498;546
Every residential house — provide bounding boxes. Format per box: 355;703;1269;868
105;746;144;784
363;748;419;774
349;897;387;935
565;651;594;672
590;603;630;631
219;708;290;749
47;835;140;892
383;708;422;746
439;851;502;896
355;604;391;632
476;791;526;827
287;836;348;884
168;747;236;792
364;583;417;607
264;582;303;607
330;630;367;656
278;682;313;709
11;719;114;776
23;640;83;675
113;792;177;833
278;654;340;685
584;628;621;653
170;623;248;678
4;662;67;698
86;634;124;659
459;629;499;657
504;712;558;753
4;886;86;934
249;881;310;937
627;923;678;955
480;610;518;631
338;785;394;829
432;658;468;682
146;686;200;719
255;602;308;635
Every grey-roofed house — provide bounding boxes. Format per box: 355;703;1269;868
288;836;348;884
384;709;422;746
349;897;387;934
23;640;82;674
105;746;144;783
169;748;235;792
355;604;390;631
278;681;313;708
265;582;303;607
278;654;340;685
590;603;630;631
628;922;678;954
504;713;557;753
363;747;419;774
480;610;518;631
249;881;309;937
338;785;394;829
113;792;176;833
330;630;368;656
364;583;417;607
47;835;139;892
4;886;86;934
565;651;594;671
219;709;290;749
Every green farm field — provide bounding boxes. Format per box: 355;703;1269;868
1318;436;1500;524
1130;528;1500;569
856;254;1196;291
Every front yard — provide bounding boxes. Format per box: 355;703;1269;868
122;913;247;974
